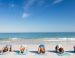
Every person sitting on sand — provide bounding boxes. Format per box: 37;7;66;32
58;47;64;54
9;45;12;52
55;44;64;54
3;46;8;52
20;45;25;54
74;46;75;52
38;44;45;54
55;45;59;52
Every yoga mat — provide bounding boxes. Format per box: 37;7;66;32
57;52;70;56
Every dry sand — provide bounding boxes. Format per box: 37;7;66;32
0;38;75;58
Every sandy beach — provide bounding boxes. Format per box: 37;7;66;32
0;38;75;58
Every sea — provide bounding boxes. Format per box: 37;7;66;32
0;32;75;39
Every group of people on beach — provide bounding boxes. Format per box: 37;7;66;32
0;45;12;53
38;44;64;54
55;45;64;54
0;44;75;55
0;45;26;54
38;45;75;54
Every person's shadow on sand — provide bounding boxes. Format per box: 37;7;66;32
66;51;75;53
29;51;39;54
30;50;57;54
30;51;47;55
47;50;57;53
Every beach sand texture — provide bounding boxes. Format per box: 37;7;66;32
0;38;75;58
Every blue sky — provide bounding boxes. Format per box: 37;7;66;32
0;0;75;32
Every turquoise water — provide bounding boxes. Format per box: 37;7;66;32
0;32;75;39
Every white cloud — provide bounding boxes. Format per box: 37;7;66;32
22;0;46;19
53;0;63;4
24;0;46;10
22;0;36;19
22;13;30;19
24;0;35;10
